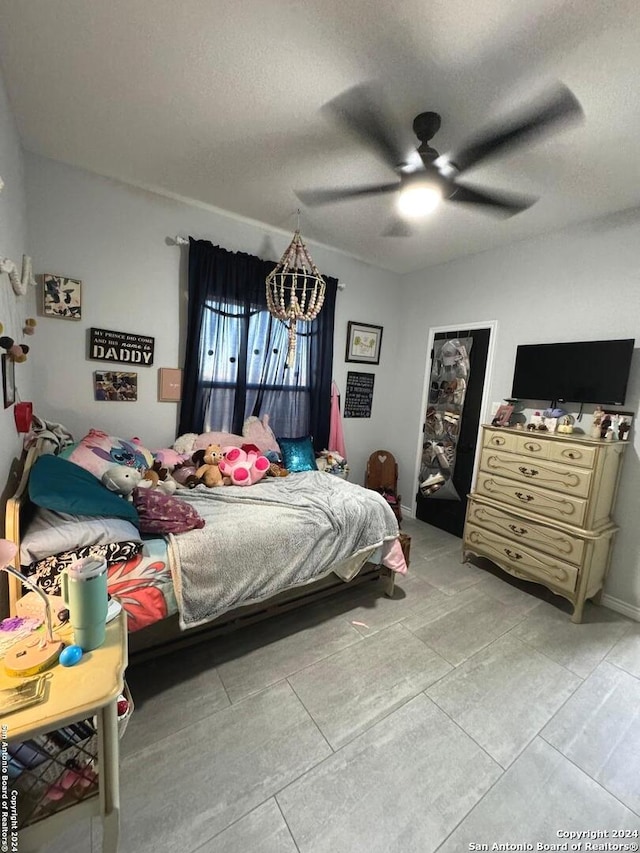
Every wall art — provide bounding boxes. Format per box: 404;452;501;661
89;327;155;366
2;354;15;408
344;371;375;418
158;368;182;402
345;321;383;365
94;371;138;402
42;274;82;319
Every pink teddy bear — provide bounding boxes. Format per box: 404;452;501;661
219;447;270;486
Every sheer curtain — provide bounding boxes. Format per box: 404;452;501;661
179;238;337;449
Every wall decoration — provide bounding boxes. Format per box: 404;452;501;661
42;274;82;319
2;354;15;408
345;321;383;365
344;371;375;418
602;410;633;441
94;371;138;402
158;368;182;402
89;328;155;366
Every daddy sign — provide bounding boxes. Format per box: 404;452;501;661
89;328;155;366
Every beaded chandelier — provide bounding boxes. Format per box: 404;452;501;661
266;229;325;366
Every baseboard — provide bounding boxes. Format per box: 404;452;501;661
601;593;640;622
401;504;414;519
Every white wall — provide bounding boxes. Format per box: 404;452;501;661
395;214;640;614
24;154;402;485
0;65;35;513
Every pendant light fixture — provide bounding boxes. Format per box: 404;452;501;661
266;214;325;366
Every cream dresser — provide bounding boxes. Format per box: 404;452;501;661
462;425;627;622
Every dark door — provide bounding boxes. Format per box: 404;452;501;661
415;327;491;537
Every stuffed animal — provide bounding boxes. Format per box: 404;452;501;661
172;433;199;455
171;462;199;489
139;460;177;494
101;465;143;499
193;444;227;487
219;447;269;486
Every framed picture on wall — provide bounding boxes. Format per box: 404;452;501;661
2;354;15;408
158;368;182;402
42;273;82;320
94;371;138;401
345;321;383;365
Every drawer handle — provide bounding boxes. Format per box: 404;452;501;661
565;451;579;459
518;466;539;478
492;437;505;446
508;524;528;536
524;442;541;452
515;491;535;503
504;549;523;561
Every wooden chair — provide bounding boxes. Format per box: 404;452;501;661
365;449;402;525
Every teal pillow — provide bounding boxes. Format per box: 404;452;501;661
29;454;139;523
278;436;318;473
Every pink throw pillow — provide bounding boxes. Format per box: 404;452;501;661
67;429;153;480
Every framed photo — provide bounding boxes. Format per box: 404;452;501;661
94;371;138;402
491;403;514;427
158;368;182;402
2;354;15;408
345;321;383;365
42;273;82;320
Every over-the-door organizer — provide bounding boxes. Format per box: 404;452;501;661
463;426;627;622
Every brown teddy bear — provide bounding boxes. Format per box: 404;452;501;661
192;444;227;487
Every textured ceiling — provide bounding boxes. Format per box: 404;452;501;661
1;0;639;273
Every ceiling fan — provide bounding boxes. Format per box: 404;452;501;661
295;82;583;234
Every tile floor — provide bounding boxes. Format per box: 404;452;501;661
41;517;640;852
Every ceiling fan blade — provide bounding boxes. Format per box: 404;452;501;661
295;182;400;207
445;83;584;174
323;83;410;172
382;216;414;237
448;183;537;216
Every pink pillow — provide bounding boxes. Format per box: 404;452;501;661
67;429;153;480
132;489;205;534
242;415;280;454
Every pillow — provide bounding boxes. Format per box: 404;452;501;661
24;541;143;594
243;415;281;454
66;429;153;479
132;488;205;534
20;507;141;565
193;432;244;451
277;436;318;473
29;454;139;523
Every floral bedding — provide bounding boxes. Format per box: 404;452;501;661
26;538;177;633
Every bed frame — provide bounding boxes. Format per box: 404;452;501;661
3;441;395;661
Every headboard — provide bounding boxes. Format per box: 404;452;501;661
4;440;44;615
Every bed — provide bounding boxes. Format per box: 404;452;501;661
4;438;407;660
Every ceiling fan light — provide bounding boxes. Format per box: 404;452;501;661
397;183;441;218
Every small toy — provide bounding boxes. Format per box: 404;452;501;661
59;645;83;667
172;432;199;455
219;447;269;486
171;462;199;488
101;465;143;498
192;444;227;487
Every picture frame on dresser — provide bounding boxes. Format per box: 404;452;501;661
602;410;633;441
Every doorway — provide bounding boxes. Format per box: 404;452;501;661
414;324;494;538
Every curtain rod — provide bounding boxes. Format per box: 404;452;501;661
173;236;346;289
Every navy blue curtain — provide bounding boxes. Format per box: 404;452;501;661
179;238;337;450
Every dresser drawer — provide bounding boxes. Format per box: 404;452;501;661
483;428;517;451
513;433;550;459
548;441;597;469
464;524;578;595
465;499;586;567
479;448;593;498
475;471;588;527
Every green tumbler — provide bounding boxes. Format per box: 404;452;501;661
61;556;108;651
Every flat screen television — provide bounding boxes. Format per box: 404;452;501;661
511;339;635;405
